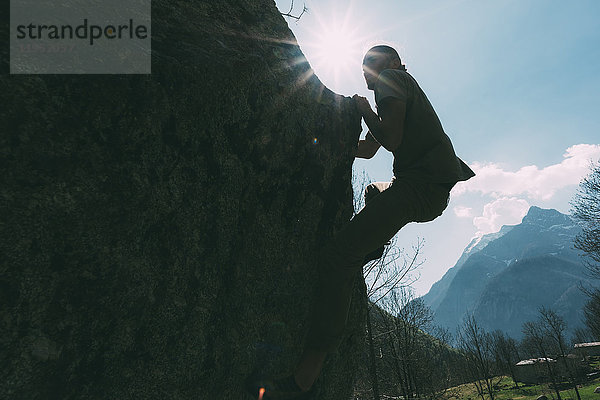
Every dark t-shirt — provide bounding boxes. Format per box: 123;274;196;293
374;69;475;184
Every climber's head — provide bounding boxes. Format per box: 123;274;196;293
362;45;406;90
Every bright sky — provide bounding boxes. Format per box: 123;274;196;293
275;0;600;296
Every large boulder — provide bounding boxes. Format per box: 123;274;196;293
0;1;364;399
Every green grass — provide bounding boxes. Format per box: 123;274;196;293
446;376;600;400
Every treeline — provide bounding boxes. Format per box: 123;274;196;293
353;290;599;400
353;287;464;399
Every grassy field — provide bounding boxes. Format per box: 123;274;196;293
446;375;600;400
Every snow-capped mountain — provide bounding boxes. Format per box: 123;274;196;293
421;206;596;339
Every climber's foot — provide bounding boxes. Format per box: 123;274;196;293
363;241;391;264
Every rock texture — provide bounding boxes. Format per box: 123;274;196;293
0;1;363;399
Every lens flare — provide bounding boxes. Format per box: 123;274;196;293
258;387;265;400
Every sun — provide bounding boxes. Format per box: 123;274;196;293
316;26;360;68
300;9;369;90
308;24;364;85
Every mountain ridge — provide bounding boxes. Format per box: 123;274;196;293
421;206;596;339
422;224;515;311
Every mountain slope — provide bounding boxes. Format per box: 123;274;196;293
422;206;596;339
422;224;514;311
473;255;591;338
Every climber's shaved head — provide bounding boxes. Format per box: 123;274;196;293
362;45;406;90
365;45;401;64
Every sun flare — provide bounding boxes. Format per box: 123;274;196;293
316;27;359;67
297;4;372;91
309;23;364;84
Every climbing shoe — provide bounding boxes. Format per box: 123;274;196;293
363;246;384;264
363;240;391;264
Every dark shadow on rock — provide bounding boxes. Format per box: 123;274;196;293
1;1;363;399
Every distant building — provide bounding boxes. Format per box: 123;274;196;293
574;342;600;357
515;358;557;384
515;355;587;384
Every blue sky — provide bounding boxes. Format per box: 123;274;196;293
275;0;600;296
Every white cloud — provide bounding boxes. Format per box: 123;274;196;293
454;206;473;218
473;197;530;235
453;144;600;201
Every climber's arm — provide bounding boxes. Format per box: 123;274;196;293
355;131;381;159
353;95;406;152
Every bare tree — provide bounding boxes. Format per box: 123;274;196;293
572;326;594;345
582;288;600;340
377;287;434;399
571;160;600;354
364;238;423;305
539;307;582;400
457;315;497;400
571;159;600;276
491;330;520;389
572;327;595;361
279;0;308;21
362;297;462;400
522;320;562;400
360;240;423;400
426;325;455;396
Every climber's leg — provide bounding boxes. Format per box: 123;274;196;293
362;181;393;262
297;179;450;384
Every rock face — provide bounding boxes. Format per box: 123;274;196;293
0;1;363;399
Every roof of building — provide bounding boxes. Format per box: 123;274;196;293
516;358;556;366
574;342;600;348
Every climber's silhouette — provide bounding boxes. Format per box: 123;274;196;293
247;45;475;399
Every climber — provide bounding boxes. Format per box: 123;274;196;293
246;45;475;399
